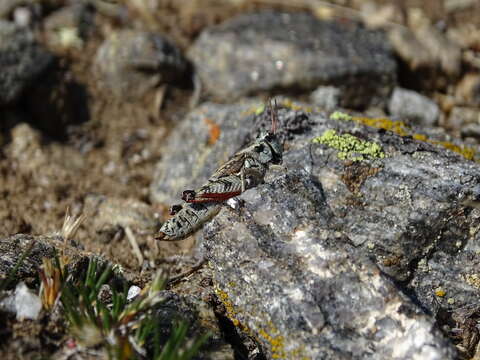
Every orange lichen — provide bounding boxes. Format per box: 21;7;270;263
203;118;221;145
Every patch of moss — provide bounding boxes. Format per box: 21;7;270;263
312;129;385;161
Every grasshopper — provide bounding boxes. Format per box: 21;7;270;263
156;99;283;241
181;101;283;203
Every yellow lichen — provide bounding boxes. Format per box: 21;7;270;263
214;287;249;333
352;116;411;137
258;327;286;359
434;287;446;297
281;98;314;113
329;112;476;161
312;129;385;161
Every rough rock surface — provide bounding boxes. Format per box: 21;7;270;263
150;101;258;206
151;100;480;359
0;21;53;105
189;11;396;107
94;29;188;100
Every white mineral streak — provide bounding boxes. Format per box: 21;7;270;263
292;227;336;278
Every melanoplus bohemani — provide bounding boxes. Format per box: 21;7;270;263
156;100;283;241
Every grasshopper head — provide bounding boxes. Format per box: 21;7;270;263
255;131;283;165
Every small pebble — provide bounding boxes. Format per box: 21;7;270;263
14;282;42;320
127;285;141;301
388;87;440;127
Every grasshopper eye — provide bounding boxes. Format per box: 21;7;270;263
254;144;264;153
265;133;274;141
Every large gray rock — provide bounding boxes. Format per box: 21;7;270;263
94;29;188;100
0;21;53;105
189;11;396;108
151;100;480;359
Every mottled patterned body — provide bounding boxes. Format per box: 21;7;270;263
155;202;221;241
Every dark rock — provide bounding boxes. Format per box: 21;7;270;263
388;87;440;126
0;21;53;105
94;30;188;101
189;11;396;108
151;99;480;358
0;234;79;284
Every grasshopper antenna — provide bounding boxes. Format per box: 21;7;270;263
269;98;278;134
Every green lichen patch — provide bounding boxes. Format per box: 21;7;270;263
313;129;385;161
329;111;352;121
329;111;476;161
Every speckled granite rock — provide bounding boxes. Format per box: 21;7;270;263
151;99;480;359
0;21;53;105
189;11;396;108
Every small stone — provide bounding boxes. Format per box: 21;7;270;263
449;106;480;130
414;25;462;76
127;285;141;301
456;73;480;106
461;123;480;140
388;27;433;70
388;87;440;126
14;282;42;320
43;4;95;50
444;0;476;12
84;195;160;237
310;86;340;111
